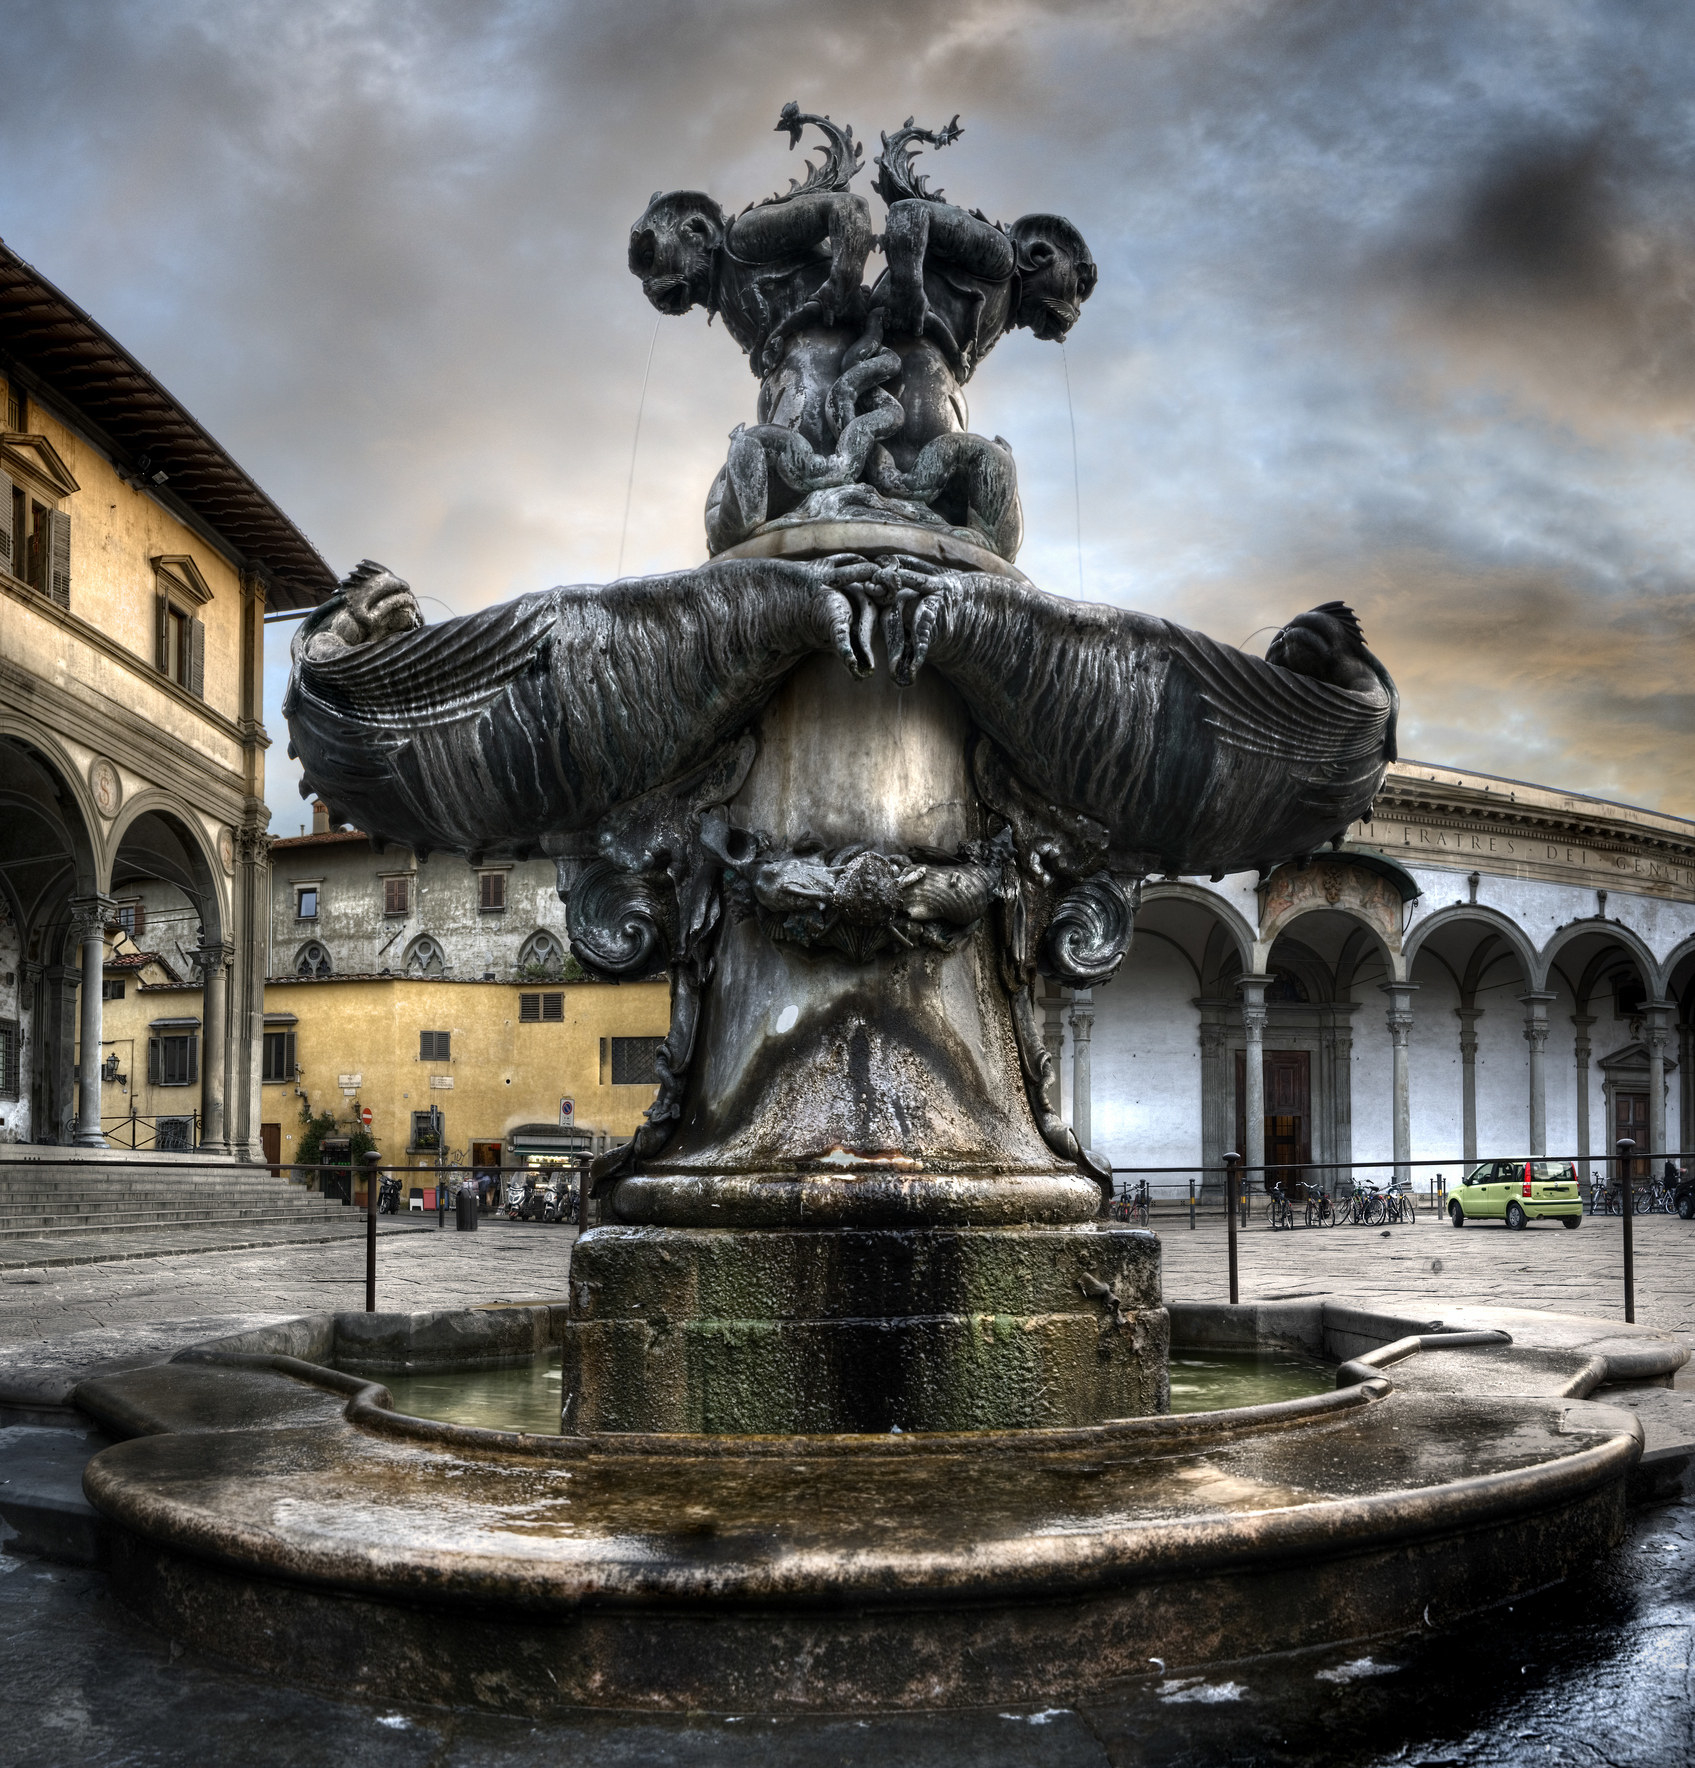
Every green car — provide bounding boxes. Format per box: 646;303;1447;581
1448;1160;1583;1230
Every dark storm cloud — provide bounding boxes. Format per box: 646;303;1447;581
0;0;1692;828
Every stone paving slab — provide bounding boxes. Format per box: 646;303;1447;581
0;1220;577;1359
0;1216;438;1273
1155;1207;1695;1343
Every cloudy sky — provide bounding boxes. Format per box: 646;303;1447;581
4;0;1694;830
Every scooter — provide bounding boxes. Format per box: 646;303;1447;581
376;1174;402;1214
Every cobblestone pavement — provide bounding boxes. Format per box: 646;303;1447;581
1154;1205;1695;1341
0;1215;439;1273
1;1210;1690;1357
0;1219;576;1352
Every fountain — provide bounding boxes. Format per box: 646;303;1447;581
62;106;1684;1716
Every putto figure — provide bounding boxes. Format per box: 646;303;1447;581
626;106;1096;560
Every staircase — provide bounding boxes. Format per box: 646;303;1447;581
0;1149;362;1247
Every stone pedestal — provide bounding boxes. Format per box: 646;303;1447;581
562;1223;1167;1434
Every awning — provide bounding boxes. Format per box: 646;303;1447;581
509;1130;594;1156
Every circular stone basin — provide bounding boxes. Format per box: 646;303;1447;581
375;1345;1336;1435
69;1299;1682;1717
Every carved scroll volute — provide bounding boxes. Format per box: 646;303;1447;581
566;860;674;980
1038;873;1135;989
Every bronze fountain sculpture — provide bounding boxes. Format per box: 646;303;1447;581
285;106;1396;1434
68;108;1666;1722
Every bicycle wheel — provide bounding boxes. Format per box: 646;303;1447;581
1365;1194;1387;1226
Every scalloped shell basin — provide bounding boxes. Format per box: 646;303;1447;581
70;1297;1680;1716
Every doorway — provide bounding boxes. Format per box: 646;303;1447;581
1614;1091;1650;1177
1236;1050;1312;1188
260;1122;281;1177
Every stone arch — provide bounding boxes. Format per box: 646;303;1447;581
295;941;332;979
1653;931;1695;1004
1540;918;1659;1001
1403;903;1541;990
106;791;226;947
1137;882;1256;974
0;729;101;962
402;934;446;978
1253;899;1401;985
517;928;569;979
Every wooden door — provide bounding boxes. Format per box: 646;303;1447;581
1235;1050;1312;1188
1614;1092;1650;1177
260;1122;281;1177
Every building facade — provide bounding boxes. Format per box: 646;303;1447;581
251;815;669;1173
1057;761;1695;1194
0;239;335;1154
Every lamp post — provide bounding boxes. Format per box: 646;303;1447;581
1617;1136;1636;1325
1224;1151;1241;1306
362;1150;381;1313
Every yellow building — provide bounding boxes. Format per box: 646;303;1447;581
0;236;334;1156
257;972;669;1179
99;951;669;1180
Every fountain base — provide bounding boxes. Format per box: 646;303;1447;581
561;1223;1167;1434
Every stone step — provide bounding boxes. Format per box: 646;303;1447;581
0;1213;363;1242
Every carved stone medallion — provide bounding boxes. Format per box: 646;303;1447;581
89;757;121;820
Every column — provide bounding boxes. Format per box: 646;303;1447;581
1040;982;1066;1117
1382;982;1417;1186
70;895;113;1148
42;964;79;1143
1455;1007;1483;1163
1571;1013;1594;1185
229;818;271;1162
1240;974;1270;1185
195;942;232;1155
1520;991;1556;1157
1645;1000;1673;1167
1069;989;1094;1157
1197;1013;1227;1201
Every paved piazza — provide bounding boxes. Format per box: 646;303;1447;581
0;1208;1689;1353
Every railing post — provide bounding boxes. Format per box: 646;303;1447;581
1617;1137;1635;1325
1188;1170;1196;1231
1224;1151;1240;1305
363;1151;381;1313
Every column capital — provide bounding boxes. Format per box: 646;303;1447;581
192;941;235;980
67;894;116;944
1518;990;1558;1011
1381;982;1415;1047
1238;972;1271;1037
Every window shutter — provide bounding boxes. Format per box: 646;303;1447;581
0;471;12;571
519;993;540;1023
285;1031;296;1078
187;1034;199;1085
47;508;70;609
155;595;170;674
188;615;205;698
148;1038;161;1086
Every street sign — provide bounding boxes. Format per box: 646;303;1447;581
559;1097;574;1126
359;1106;373;1127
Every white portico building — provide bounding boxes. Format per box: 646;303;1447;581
1063;760;1695;1196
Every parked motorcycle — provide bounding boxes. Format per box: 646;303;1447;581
376;1174;402;1214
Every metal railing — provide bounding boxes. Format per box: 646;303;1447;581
100;1111;201;1151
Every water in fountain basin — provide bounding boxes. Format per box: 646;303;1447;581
369;1346;1333;1433
1166;1347;1334;1412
